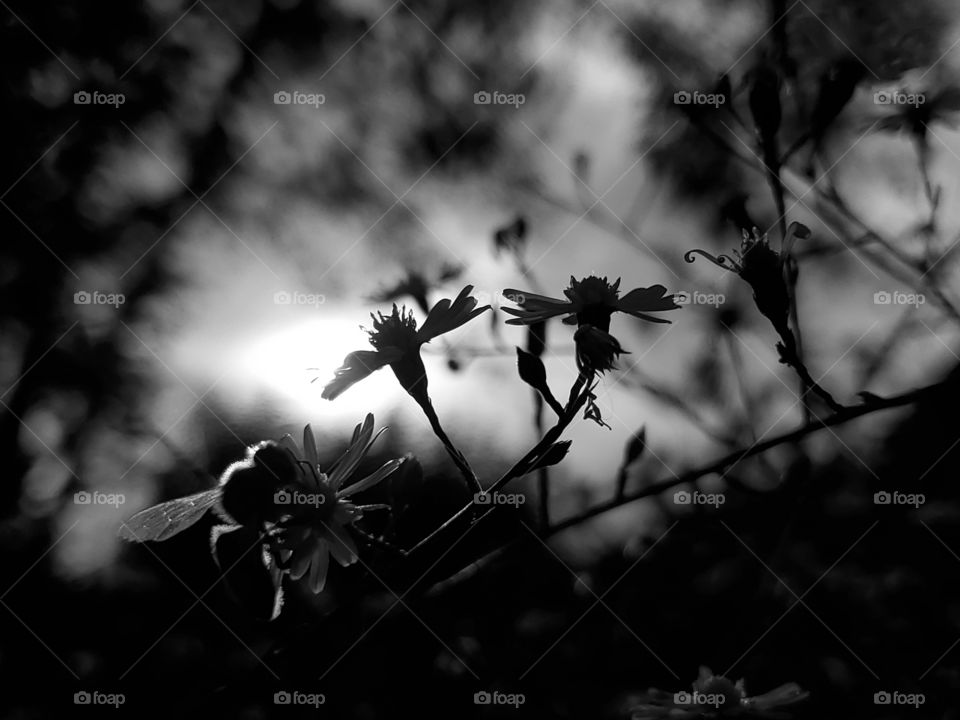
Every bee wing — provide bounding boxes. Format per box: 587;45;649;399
118;489;221;542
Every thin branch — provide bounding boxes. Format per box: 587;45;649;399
544;380;939;537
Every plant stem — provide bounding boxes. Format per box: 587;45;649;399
544;381;937;537
776;327;844;412
415;396;481;495
406;372;594;556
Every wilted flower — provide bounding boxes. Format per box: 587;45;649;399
630;666;809;719
322;285;490;401
493;216;527;256
685;224;809;336
369;264;463;315
574;324;628;374
267;415;404;594
503;276;679;332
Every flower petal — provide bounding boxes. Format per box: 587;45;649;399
302;424;319;468
288;538;314;581
328;414;381;490
321;350;398;400
308;543;330;594
622;310;673;324
616;285;681;313
339;458;404;498
324;524;359;566
417;285;490;342
747;683;809;710
277;434;300;458
503;289;573;313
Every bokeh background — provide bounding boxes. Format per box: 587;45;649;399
3;0;960;717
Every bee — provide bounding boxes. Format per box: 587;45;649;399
118;441;301;543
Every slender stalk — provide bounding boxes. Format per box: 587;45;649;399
544;381;938;537
406;372;594;557
415;396;481;494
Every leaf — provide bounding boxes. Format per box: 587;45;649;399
623;427;647;466
516;346;548;390
528;441;572;472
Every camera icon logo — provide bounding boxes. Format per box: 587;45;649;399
73;91;91;105
274;91;291;105
873;91;892;105
74;491;92;504
274;490;292;505
474;91;491;105
874;691;891;705
673;490;691;505
674;90;692;105
274;691;291;704
474;691;492;705
674;291;691;305
474;492;491;505
873;491;891;505
273;291;291;305
74;291;92;304
74;691;91;704
874;291;891;305
674;691;692;704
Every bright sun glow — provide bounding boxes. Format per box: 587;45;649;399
231;310;405;421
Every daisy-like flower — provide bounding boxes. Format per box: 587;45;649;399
503;276;678;375
268;414;404;594
630;666;809;719
322;285;490;402
685;224;809;336
503;276;679;332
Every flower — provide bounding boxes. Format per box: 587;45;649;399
630;666;809;719
503;276;678;375
268;414;404;594
322;285;490;401
503;276;679;332
368;264;463;315
574;324;628;374
685;223;809;335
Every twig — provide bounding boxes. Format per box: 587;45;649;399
544;380;939;537
415;396;481;494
